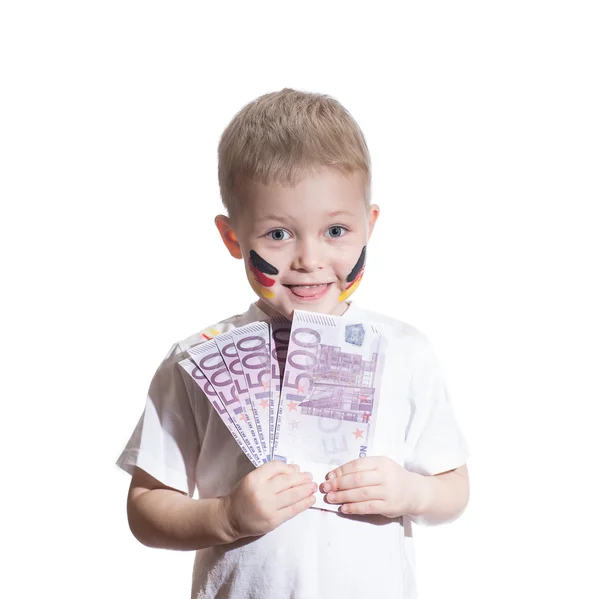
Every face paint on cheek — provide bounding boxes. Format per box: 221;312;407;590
338;246;366;302
248;250;278;299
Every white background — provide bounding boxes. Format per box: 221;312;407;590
2;1;599;597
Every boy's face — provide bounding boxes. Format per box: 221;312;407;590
216;168;379;319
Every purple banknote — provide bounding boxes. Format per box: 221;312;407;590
231;322;273;458
188;340;265;465
269;315;291;460
178;357;260;466
276;310;386;509
214;331;268;461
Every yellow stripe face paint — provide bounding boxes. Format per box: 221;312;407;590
250;275;275;299
338;246;366;302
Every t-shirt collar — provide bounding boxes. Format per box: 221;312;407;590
248;300;357;321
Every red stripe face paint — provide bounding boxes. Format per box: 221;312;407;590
338;246;366;302
249;250;278;298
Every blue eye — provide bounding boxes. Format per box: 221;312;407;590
326;225;347;238
267;229;291;241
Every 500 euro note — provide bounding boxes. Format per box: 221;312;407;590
269;315;291;459
214;331;268;460
230;322;273;458
276;310;387;509
178;358;260;467
188;340;265;465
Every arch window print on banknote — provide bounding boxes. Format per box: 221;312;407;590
178;309;387;511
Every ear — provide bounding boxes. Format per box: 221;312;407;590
215;215;242;259
367;204;380;241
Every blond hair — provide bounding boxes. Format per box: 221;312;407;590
218;88;371;219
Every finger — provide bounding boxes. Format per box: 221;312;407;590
277;487;318;519
257;460;300;480
320;470;380;493
326;457;377;481
324;485;382;505
270;471;313;495
339;499;386;516
275;481;318;510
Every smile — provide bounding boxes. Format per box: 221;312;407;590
283;282;333;300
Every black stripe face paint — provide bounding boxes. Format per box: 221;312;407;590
250;250;279;276
346;246;366;282
248;250;278;298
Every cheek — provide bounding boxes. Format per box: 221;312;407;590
335;246;366;282
332;259;353;282
246;249;280;298
336;246;367;301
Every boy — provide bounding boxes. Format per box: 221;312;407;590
117;88;470;598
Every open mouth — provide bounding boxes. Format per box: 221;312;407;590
283;282;333;299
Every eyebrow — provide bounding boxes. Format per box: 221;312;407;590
326;210;354;218
256;215;288;223
256;210;354;223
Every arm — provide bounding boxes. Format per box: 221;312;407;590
409;463;469;525
127;467;233;551
127;462;317;551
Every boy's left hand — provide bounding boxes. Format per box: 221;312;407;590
320;456;425;518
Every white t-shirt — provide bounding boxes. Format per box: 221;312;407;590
116;302;469;599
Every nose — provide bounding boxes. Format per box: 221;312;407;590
291;237;324;273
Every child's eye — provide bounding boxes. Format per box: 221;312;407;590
325;225;348;238
266;229;291;241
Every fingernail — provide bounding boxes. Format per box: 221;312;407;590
312;482;318;492
327;492;336;502
326;471;336;480
322;483;331;493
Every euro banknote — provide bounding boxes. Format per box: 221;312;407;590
178;309;387;511
230;322;272;458
178;357;261;467
214;332;268;460
188;340;265;464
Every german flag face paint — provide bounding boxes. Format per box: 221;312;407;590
338;246;366;302
249;250;278;299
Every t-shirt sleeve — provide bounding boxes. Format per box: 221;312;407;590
403;333;470;476
115;344;201;496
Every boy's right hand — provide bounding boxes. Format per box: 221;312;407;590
220;461;317;541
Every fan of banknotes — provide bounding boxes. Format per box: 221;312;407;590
179;310;387;510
